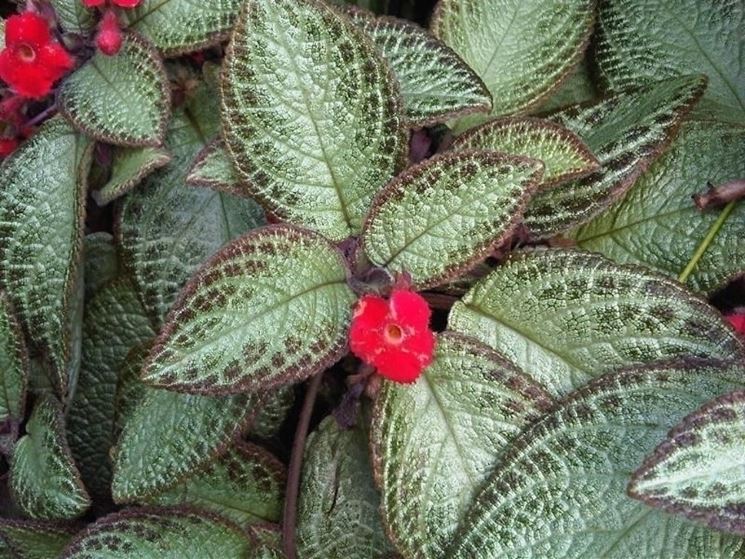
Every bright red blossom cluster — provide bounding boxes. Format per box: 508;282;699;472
349;289;435;384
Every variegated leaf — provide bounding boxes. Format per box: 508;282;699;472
10;397;90;520
629;389;745;536
371;332;552;559
362;150;542;289
449;249;745;397
524;75;706;238
0;519;77;559
297;416;395;559
450;361;745;558
142;225;355;394
596;0;745;124
60;508;252;558
0;291;28;454
186;139;241;195
221;0;406;241
122;0;245;56
146;442;285;525
348;10;491;126
576;120;745;294
450;117;599;188
94;146;171;206
251;386;295;440
59;34;170;147
0;118;92;395
534;58;597;113
431;0;594;126
49;0;95;34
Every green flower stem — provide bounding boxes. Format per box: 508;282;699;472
678;201;737;284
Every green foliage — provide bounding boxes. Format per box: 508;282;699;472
0;520;77;559
0;292;28;453
94;146;171;206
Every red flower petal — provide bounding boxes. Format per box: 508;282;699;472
36;43;74;73
390;289;431;328
0;138;18;157
727;313;745;336
5;13;51;48
95;10;123;56
0;53;54;98
404;328;436;360
375;349;425;384
352;295;388;330
112;0;142;7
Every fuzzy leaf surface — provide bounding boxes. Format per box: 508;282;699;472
251;386;295;440
186;139;241;195
450;117;599;188
297;417;394;559
60;508;251;558
94;146;171;206
221;0;406;241
450;361;745;558
524;75;706;238
250;524;283;559
59;34;170;147
10;398;90;520
0;118;92;394
431;0;594;123
371;332;552;559
49;0;94;34
83;233;119;300
147;442;285;525
363;151;543;289
0;520;77;559
122;0;245;56
449;249;745;397
142;225;355;394
629;389;745;535
0;292;28;444
349;11;491;126
596;0;745;123
576;120;745;294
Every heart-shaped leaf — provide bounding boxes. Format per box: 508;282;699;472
0;118;92;394
450;360;745;558
10;397;90;520
431;0;594;125
0;519;77;559
371;332;553;559
575;120;745;294
142;225;355;394
146;441;285;525
0;291;28;454
596;0;745;124
122;0;245;56
349;10;491;126
629;389;745;536
524;75;706;239
221;0;407;241
83;233;120;300
363;150;543;289
450;117;599;188
449;249;745;397
186;139;241;195
60;508;252;558
66;278;155;501
94;146;171;206
59;34;170;147
297;416;395;559
49;0;94;34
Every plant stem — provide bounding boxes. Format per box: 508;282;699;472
678;201;736;284
282;371;323;559
26;104;58;128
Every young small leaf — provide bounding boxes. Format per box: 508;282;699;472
450;117;599;188
524;75;706;238
349;10;491;126
629;389;745;535
297;417;395;559
221;0;407;241
94;146;171;206
431;0;594;123
59;34;170;147
121;0;245;56
371;332;552;559
142;225;355;394
0;519;77;559
450;361;745;558
576;120;745;294
0;118;92;395
60;508;252;558
449;249;745;397
362;150;542;289
10;397;90;520
0;291;28;453
596;0;745;123
186;139;241;194
146;442;285;525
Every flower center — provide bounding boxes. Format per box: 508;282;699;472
383;323;404;345
17;44;36;63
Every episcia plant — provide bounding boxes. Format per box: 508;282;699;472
0;0;743;557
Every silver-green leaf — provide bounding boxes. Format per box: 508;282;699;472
0;291;28;453
83;232;120;300
449;249;745;397
59;34;170;147
450;361;745;558
142;225;355;394
371;332;552;559
94;146;171;206
49;0;95;35
363;150;543;289
221;0;407;241
0;519;77;559
186;139;241;195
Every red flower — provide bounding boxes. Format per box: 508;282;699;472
112;0;141;7
727;313;745;336
95;10;122;56
349;289;435;384
0;137;18;158
0;13;74;99
82;0;105;6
